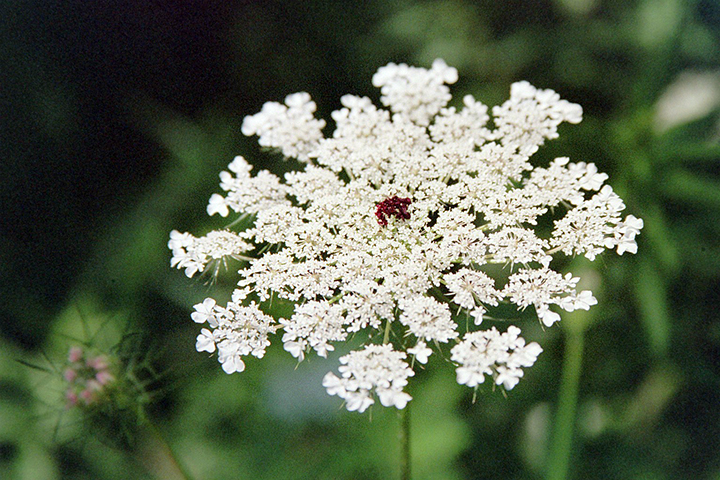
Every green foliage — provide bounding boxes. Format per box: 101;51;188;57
2;0;719;479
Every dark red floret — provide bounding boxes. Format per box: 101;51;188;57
375;196;412;227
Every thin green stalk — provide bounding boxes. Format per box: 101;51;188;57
383;318;392;345
546;328;584;480
400;402;411;480
144;419;195;480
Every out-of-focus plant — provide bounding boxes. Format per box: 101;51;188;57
16;301;194;480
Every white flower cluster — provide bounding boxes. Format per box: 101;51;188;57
169;229;251;278
191;294;278;374
451;326;543;390
169;59;642;412
322;344;414;413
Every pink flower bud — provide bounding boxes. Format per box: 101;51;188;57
80;389;95;405
63;368;77;383
87;355;109;371
95;370;114;385
68;346;83;363
65;389;78;408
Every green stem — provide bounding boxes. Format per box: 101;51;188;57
400;402;411;480
383;318;392;345
546;328;584;480
144;419;195;480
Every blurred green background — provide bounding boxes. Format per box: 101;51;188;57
2;0;720;479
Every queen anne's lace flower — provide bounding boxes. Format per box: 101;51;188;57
170;60;642;412
169;230;251;278
280;300;347;360
322;344;414;412
444;268;502;324
451;326;543;390
191;297;278;374
241;92;326;162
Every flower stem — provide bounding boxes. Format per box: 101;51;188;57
383;318;392;345
400;402;411;480
546;328;584;480
143;419;195;480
